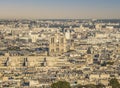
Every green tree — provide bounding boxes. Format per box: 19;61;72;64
109;78;120;88
77;84;105;88
85;84;96;88
96;83;105;88
51;81;71;88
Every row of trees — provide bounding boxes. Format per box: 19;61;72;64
51;81;71;88
51;78;120;88
76;84;105;88
109;78;120;88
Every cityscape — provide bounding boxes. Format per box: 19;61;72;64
0;0;120;88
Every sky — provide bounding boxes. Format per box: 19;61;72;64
0;0;120;19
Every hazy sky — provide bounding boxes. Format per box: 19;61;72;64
0;0;120;19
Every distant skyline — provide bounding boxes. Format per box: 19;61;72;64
0;0;120;19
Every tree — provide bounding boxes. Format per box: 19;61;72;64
96;83;105;88
51;81;71;88
77;84;105;88
109;78;120;88
85;84;96;88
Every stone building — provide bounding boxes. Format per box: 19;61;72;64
49;33;67;56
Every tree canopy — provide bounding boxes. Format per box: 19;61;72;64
51;81;71;88
109;78;120;88
77;84;105;88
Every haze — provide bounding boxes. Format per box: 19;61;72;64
0;0;120;19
